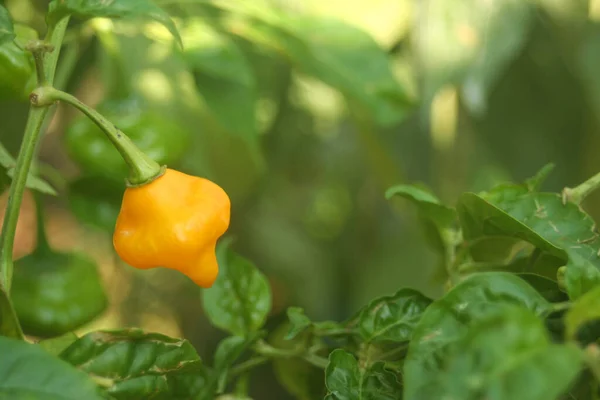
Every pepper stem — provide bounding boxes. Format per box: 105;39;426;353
562;171;600;205
31;87;166;187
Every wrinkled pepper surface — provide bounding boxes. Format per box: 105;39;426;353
113;168;230;288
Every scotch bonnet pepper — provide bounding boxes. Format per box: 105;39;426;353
113;168;231;288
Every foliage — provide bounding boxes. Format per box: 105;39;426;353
0;0;599;399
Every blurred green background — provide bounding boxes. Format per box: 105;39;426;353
1;0;600;398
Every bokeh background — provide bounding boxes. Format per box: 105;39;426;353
1;0;599;398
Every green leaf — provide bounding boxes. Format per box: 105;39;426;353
59;329;206;400
416;0;533;115
212;334;260;394
285;307;312;340
202;242;272;336
565;285;600;340
516;273;567;303
386;183;459;274
182;19;258;140
7;167;57;196
403;272;552;398
38;332;79;356
405;306;583;399
457;179;600;299
231;12;411;127
0;143;57;196
358;288;432;343
385;184;456;228
325;349;402;400
0;5;14;45
0;335;105;399
47;0;182;47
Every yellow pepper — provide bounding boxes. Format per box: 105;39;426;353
113;168;231;288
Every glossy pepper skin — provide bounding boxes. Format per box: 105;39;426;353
64;98;190;181
113;168;230;288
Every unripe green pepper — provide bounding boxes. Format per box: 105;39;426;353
11;196;107;338
64;97;190;182
12;249;108;337
0;24;37;101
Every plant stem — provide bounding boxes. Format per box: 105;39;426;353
0;17;70;340
229;356;269;379
0;107;48;293
253;340;329;369
563;171;600;205
32;87;165;186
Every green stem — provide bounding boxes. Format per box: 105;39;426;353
563;171;600;205
0;107;48;293
43;18;70;86
0;17;70;340
32;87;165;186
254;340;328;369
229;356;269;379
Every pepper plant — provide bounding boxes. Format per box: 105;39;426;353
1;1;600;400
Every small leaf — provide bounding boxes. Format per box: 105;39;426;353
385;184;457;227
60;329;206;400
566;285;600;340
0;335;105;399
202;242;272;336
404;272;551;398
325;349;402;400
0;5;14;45
47;0;182;47
405;306;583;399
285;307;312;340
38;332;79;356
0;141;15;169
7;167;57;196
358;288;432;343
386;183;459;274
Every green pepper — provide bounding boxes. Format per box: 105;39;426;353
11;195;107;338
64;97;191;181
0;24;37;101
